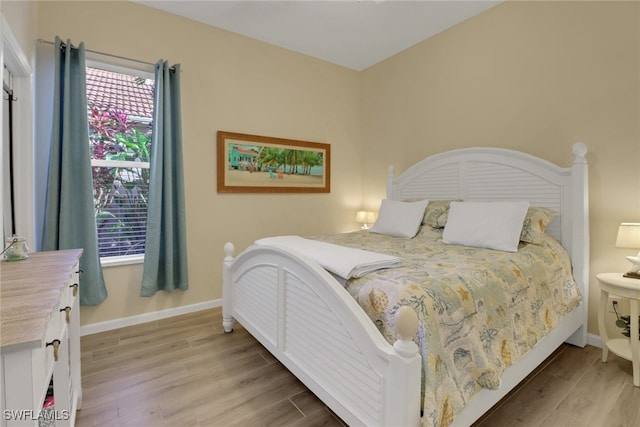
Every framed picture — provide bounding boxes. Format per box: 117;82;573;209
217;131;330;193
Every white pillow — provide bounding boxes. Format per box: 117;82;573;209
442;201;530;252
369;199;429;238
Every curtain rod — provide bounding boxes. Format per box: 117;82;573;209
36;38;174;70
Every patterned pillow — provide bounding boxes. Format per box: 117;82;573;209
423;199;462;228
520;206;557;244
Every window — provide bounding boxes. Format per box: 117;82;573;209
86;64;154;261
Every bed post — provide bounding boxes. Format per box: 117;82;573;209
222;242;235;333
568;142;589;347
386;306;422;426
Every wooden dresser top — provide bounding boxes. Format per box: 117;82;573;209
1;249;83;349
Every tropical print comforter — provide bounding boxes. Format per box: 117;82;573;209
312;226;581;427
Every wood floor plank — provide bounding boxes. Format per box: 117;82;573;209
553;356;628;426
74;397;119;426
232;399;306;426
290;390;330;417
77;308;640;427
538;411;585;427
541;344;598;376
288;408;347;427
599;380;640;427
83;365;190;408
474;370;575;426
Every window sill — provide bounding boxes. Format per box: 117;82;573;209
100;254;144;268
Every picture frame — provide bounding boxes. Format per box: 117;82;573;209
217;131;330;193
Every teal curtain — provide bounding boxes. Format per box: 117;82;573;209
41;37;107;306
140;61;189;296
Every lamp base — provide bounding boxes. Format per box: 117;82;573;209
623;271;640;279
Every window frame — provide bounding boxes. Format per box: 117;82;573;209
86;58;155;267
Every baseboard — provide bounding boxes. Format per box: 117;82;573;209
80;299;222;336
587;332;602;348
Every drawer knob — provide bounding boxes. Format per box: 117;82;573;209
61;306;72;323
46;339;61;361
70;283;78;297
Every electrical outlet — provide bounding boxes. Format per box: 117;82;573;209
610;297;622;313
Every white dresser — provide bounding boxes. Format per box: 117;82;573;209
1;249;83;426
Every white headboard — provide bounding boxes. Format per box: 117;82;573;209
387;143;590;345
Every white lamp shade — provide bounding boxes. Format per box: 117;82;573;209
355;210;375;224
616;223;640;249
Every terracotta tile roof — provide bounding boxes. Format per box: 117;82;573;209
234;146;259;156
86;67;154;119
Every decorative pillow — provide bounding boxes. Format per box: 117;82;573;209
402;198;462;228
442;201;530;252
369;199;429;238
520;206;557;244
424;199;462;228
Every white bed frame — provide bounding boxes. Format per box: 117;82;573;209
222;143;589;427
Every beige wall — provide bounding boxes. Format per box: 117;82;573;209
5;0;362;326
4;1;638;337
362;1;640;336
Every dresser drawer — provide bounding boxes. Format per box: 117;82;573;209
25;310;66;409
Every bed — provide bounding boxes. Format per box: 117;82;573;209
221;143;589;427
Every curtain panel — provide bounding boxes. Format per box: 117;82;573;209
140;61;189;297
41;37;107;306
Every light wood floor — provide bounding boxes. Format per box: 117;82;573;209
76;308;640;427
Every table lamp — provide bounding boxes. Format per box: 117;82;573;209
355;210;375;230
616;222;640;279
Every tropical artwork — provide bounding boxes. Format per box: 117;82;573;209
217;131;330;193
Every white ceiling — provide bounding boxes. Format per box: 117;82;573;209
131;1;500;71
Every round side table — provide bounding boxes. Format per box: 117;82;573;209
597;272;640;387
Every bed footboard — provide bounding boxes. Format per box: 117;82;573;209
222;242;422;427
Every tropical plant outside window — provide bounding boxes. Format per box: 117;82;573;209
86;65;154;259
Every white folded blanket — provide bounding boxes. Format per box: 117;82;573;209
254;235;403;280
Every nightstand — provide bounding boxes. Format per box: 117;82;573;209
597;272;640;387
